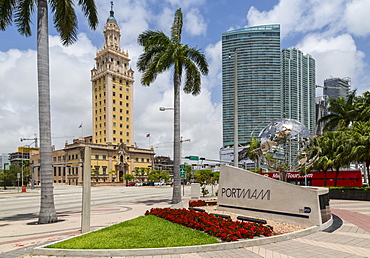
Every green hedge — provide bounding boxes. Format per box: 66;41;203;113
327;186;370;190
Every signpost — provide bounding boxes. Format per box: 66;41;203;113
180;164;186;178
188;156;199;161
180;164;186;196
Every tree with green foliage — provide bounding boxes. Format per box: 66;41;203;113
148;169;170;183
318;90;358;132
0;0;98;224
123;173;135;184
349;121;370;184
244;137;261;168
194;170;218;196
137;8;208;203
91;169;99;182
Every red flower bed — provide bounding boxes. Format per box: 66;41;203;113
145;208;273;242
189;199;217;207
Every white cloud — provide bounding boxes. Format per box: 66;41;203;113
296;33;365;88
167;0;206;9
344;0;370;37
184;8;207;36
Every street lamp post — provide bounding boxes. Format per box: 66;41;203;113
232;49;238;167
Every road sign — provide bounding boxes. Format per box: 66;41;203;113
180;164;186;178
189;156;199;161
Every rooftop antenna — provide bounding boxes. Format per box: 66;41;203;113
110;1;114;17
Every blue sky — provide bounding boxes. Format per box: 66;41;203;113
1;0;370;161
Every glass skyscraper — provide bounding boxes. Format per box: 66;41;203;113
281;47;316;133
222;25;281;146
323;77;350;100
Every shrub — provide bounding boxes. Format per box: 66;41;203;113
145;208;273;242
189;200;217;207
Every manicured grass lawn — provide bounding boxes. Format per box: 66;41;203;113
46;215;219;249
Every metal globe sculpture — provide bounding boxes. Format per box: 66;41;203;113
257;118;315;177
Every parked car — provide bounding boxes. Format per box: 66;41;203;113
136;182;143;186
143;181;154;186
126;182;136;187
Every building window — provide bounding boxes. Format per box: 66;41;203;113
141;158;144;162
126;103;129;107
119;86;122;90
113;137;116;142
120;131;123;135
120;101;122;105
119;94;122;98
126;88;129;92
147;159;150;162
113;100;116;104
113;107;116;111
102;167;107;175
102;155;106;160
113;115;116;119
120;124;123;128
120;116;123;120
126;117;129;121
135;158;138;162
126;132;129;136
120;109;123;113
126;96;129;100
113;130;116;134
95;155;99;160
126;125;129;129
113;92;116;96
126;110;129;114
113;122;116;127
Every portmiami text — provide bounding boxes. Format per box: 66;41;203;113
221;188;271;200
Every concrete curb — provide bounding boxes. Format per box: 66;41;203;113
31;226;319;257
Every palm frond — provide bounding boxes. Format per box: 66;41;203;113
50;0;77;46
77;0;98;30
0;0;17;30
138;30;169;49
170;8;182;43
183;60;201;95
186;46;209;76
14;0;34;36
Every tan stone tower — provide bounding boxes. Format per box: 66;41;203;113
91;2;134;145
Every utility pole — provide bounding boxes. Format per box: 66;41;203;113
81;146;91;233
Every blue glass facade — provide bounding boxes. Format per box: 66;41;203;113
222;25;281;146
281;47;316;133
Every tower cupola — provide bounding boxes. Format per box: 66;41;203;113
104;1;120;50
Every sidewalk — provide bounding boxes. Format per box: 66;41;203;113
1;195;369;257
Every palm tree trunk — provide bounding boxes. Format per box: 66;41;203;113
334;168;339;187
172;72;181;204
37;0;57;224
366;161;370;186
323;170;327;186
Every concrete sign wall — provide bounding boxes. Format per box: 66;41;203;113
218;165;332;228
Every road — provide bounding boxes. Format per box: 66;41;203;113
0;184;189;221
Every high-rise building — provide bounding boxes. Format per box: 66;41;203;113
91;5;134;145
222;25;281;146
323;77;350;99
281;47;316;132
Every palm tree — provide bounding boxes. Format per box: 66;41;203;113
350;121;370;185
1;0;98;223
318;90;358;132
137;8;209;204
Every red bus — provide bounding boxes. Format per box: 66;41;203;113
260;170;363;187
